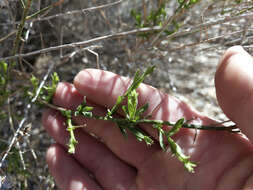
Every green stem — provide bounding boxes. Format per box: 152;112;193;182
91;114;239;133
35;98;240;133
12;0;32;56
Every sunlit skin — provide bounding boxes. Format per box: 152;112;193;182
43;46;253;190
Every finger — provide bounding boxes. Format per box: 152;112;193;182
215;46;253;141
73;69;168;116
73;68;215;145
52;82;160;168
43;109;136;189
46;144;102;190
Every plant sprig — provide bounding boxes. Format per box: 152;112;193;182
31;66;240;173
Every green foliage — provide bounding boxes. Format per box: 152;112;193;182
131;4;166;28
131;0;201;37
30;75;39;95
148;4;166;26
167;136;197;172
74;97;93;118
128;126;154;145
235;0;243;4
42;72;60;102
107;66;155;118
131;4;168;38
167;118;184;137
70;65;196;172
122;90;139;121
63;97;94;154
0;61;9;106
29;72;59;103
0;61;7;87
30;65;239;173
177;0;200;9
0;142;30;178
131;10;143;28
66;117;78;154
131;3;175;37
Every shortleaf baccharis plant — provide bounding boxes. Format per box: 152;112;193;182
29;72;60;104
0;61;9;107
31;66;240;173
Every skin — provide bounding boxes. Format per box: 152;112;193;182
43;46;253;190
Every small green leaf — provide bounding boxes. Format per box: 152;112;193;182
75;105;83;115
107;66;155;117
0;61;8;73
82;111;93;118
83;106;93;112
116;95;123;105
74;97;93;117
30;75;39;89
136;103;149;119
143;136;154;145
117;123;128;138
66;119;78;154
131;10;143;27
52;72;59;87
128;127;153;145
167;136;196;173
128;90;138;120
167;118;184;136
153;123;166;150
122;105;129;119
61;110;72;119
68;136;78;154
159;129;165;150
107;95;123;117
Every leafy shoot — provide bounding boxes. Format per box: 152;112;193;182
31;66;240;173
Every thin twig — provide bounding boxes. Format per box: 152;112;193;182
168;30;245;51
0;27;162;61
2;11;253;62
87;49;100;69
12;0;32;56
35;99;240;133
150;4;183;46
31;0;122;22
0;31;16;43
166;12;253;40
1;0;123;26
0;109;29;169
31;61;56;103
7;98;26;170
0;62;56;169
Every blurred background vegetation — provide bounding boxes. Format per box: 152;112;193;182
0;0;253;189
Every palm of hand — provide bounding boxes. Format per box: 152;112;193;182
43;47;253;190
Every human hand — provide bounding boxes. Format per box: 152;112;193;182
42;46;253;190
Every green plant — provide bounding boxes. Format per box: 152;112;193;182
29;72;59;104
130;0;201;38
0;61;8;107
30;66;239;173
177;0;200;9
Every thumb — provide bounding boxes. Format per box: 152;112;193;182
215;46;253;141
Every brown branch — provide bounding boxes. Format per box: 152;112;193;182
0;27;162;61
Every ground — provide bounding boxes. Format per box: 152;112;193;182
0;0;253;189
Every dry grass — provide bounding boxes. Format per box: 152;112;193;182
0;0;253;189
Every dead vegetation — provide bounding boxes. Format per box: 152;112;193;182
1;0;253;189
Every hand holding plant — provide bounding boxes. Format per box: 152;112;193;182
42;46;253;190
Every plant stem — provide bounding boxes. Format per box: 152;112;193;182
12;0;32;56
36;96;240;133
91;114;240;133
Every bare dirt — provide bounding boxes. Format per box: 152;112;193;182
1;0;253;189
